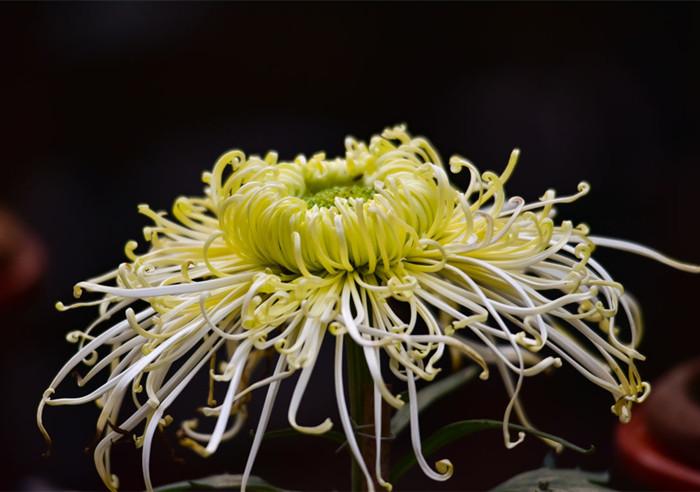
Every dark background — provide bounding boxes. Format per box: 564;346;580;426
1;2;699;491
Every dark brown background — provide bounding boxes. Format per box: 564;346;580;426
1;2;699;491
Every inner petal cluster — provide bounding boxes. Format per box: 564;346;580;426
209;129;456;275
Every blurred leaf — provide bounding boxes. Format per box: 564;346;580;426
490;467;613;491
154;473;286;492
391;419;593;482
390;366;479;436
262;427;346;445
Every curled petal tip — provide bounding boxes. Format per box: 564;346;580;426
435;459;454;479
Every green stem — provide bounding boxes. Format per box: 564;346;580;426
346;340;372;491
346;338;393;490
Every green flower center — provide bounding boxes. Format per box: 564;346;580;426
302;184;374;208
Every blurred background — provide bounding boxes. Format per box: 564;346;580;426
1;3;699;491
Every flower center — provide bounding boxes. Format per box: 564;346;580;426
302;184;374;208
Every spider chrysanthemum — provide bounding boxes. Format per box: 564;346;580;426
38;126;699;491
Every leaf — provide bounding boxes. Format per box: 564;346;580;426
391;419;594;482
390;366;479;436
262;427;346;445
154;473;286;492
490;467;613;491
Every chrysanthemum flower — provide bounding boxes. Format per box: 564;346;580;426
38;126;699;491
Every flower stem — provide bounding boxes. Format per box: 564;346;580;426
347;341;391;491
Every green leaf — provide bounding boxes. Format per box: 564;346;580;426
262;427;346;445
391;420;594;482
153;473;287;492
390;366;479;436
490;467;613;491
